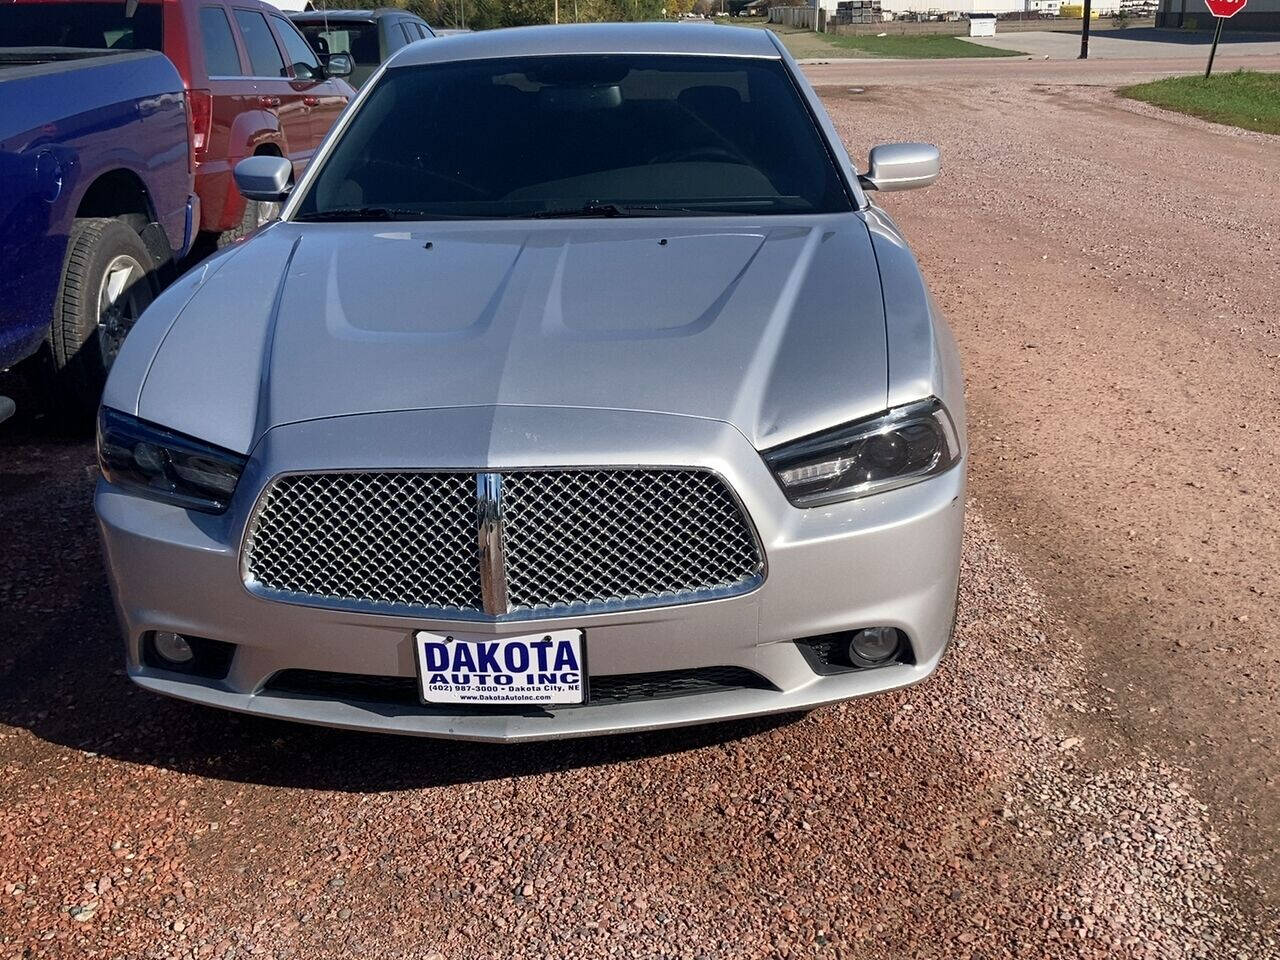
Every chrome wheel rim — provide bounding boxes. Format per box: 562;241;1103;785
97;254;146;368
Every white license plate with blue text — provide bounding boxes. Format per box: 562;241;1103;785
414;629;586;705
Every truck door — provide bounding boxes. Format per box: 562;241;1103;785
231;7;311;170
269;13;347;148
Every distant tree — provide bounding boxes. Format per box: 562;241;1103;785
307;0;664;28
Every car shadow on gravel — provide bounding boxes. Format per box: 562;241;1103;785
7;648;802;794
79;705;803;793
0;421;801;793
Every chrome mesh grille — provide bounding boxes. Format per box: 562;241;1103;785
242;469;762;617
501;470;761;613
243;472;483;612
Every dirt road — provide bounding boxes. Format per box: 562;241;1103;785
2;57;1278;959
813;52;1280;897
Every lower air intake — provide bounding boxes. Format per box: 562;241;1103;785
263;666;775;709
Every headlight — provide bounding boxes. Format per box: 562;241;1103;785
97;408;247;514
763;398;960;507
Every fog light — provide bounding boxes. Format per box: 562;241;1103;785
152;631;194;665
846;627;900;667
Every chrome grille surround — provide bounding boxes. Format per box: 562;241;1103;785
242;468;764;620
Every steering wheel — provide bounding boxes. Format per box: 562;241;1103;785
364;160;490;199
647;146;748;166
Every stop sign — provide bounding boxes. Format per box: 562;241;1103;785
1205;0;1246;17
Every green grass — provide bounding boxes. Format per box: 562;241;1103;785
821;33;1025;58
729;22;1024;60
1119;70;1280;135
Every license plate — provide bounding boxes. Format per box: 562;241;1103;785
414;629;586;705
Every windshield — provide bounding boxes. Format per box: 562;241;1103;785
0;3;162;50
294;21;380;85
293;54;854;221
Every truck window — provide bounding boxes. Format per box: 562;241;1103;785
297;22;379;64
270;15;322;75
233;9;286;77
0;3;163;50
200;7;242;76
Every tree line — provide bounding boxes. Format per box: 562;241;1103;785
324;0;724;33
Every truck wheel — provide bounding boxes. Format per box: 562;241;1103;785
216;197;279;247
49;217;156;418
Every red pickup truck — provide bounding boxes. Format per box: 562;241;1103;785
6;0;354;245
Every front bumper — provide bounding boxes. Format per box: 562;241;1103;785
97;406;964;742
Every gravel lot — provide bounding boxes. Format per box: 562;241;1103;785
964;28;1280;61
2;56;1278;958
814;51;1280;894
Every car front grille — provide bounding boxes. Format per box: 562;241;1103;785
242;469;763;618
242;472;483;613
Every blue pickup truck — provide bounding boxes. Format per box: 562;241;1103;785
0;46;195;418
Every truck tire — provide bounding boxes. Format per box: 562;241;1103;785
48;217;156;419
216;197;279;247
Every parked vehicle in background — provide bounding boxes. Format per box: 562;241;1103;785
0;47;193;415
3;0;354;247
290;8;435;88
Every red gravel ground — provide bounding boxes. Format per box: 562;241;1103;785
813;50;1280;904
2;54;1278;959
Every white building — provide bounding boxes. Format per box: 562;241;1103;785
1158;0;1280;28
877;0;1027;13
874;0;1124;12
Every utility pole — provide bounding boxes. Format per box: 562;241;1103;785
1078;0;1092;58
554;0;559;22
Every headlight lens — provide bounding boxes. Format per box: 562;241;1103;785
97;408;247;514
763;398;960;506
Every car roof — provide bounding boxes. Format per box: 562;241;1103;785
288;9;414;21
388;22;782;66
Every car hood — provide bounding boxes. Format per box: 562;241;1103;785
134;216;888;455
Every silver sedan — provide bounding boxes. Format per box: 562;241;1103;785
96;23;965;741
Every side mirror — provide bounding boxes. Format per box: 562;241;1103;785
325;53;353;78
234;155;293;203
290;61;323;81
859;142;940;192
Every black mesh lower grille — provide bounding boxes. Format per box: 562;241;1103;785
590;666;774;704
263;666;774;709
268;671;420;705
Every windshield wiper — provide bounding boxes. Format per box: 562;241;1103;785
526;203;687;219
294;206;427;222
298;203;740;223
